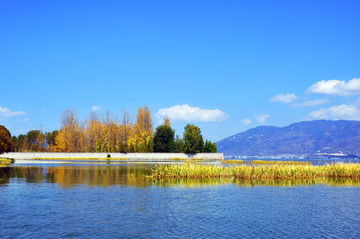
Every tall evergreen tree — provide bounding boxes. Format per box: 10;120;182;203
153;125;175;152
204;140;217;153
183;124;204;154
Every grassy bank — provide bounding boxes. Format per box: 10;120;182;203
149;162;360;179
0;157;15;166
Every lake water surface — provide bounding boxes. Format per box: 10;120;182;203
1;162;360;238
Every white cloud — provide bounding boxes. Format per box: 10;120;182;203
291;99;329;108
156;104;228;122
255;114;270;124
307;78;360;96
269;93;298;103
21;118;31;123
240;118;252;125
0;106;26;117
91;106;101;112
308;104;360;120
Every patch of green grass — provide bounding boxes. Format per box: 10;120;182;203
0;157;14;165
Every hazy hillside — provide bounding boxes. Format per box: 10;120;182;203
217;120;360;156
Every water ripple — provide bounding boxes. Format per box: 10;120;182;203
1;166;360;238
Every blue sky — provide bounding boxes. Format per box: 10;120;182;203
1;0;360;141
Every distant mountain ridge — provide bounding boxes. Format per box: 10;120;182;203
217;120;360;156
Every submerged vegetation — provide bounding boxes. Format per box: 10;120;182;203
149;162;360;180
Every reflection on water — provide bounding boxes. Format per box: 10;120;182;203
0;165;151;187
154;177;360;187
1;164;360;238
1;164;360;187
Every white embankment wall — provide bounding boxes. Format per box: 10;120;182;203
2;152;224;161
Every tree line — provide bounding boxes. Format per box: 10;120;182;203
1;105;217;154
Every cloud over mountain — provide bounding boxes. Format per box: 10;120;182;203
308;104;360;120
255;114;270;124
308;78;360;96
240;118;252;125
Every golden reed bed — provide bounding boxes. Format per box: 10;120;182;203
149;162;360;179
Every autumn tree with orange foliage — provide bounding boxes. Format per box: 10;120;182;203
85;111;103;152
118;109;132;152
0;125;12;154
55;107;153;153
45;130;59;152
55;109;85;152
128;106;153;152
7;105;216;153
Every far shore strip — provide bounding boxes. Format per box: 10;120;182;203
1;152;224;161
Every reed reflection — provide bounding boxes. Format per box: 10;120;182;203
1;165;360;188
152;177;360;187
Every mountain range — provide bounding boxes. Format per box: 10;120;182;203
217;120;360;156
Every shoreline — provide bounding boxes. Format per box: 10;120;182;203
12;159;181;164
1;152;224;163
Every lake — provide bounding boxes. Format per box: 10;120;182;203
1;161;360;238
